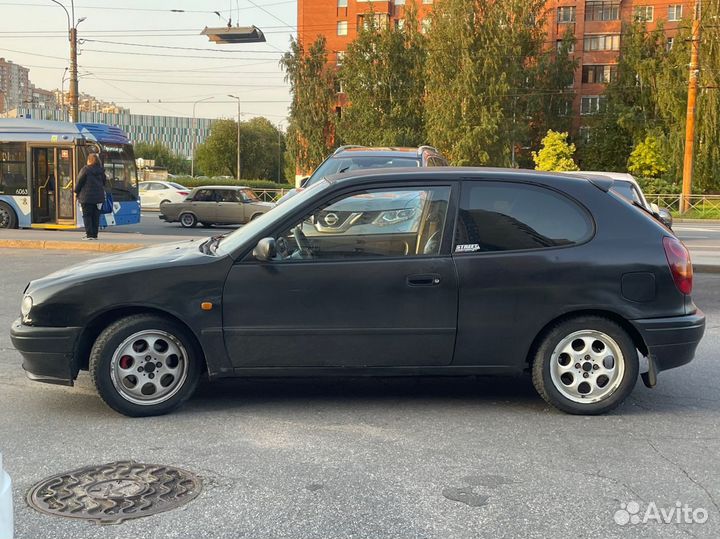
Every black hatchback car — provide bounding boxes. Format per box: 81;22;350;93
11;168;705;417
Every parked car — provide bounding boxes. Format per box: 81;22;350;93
276;145;449;205
0;453;12;539
569;172;673;229
11;168;704;417
159;185;274;228
138;181;190;210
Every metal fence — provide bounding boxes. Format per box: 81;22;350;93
253;189;290;203
645;194;720;214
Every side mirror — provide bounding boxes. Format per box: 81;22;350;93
658;207;674;229
650;202;661;216
253;237;276;261
299;176;310;188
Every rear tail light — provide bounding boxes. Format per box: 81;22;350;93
663;236;693;295
177;191;189;196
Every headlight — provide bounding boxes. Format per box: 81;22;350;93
21;295;33;319
373;208;417;226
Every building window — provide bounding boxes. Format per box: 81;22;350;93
634;6;654;22
667;37;675;50
585;2;620;21
395;19;405;30
423;0;433;4
579;126;592;144
557;6;576;23
580;96;607;115
557;40;575;53
336;51;345;66
582;65;617;84
338;0;348;7
421;18;431;33
337;20;348;36
583;34;620;51
394;0;405;5
358;13;389;30
668;5;683;21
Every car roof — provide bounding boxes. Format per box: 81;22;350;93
192;185;250;190
332;146;441;159
324;166;612;191
564;170;639;186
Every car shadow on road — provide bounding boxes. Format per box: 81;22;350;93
187;375;544;411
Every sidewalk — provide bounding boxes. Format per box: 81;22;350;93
0;228;195;253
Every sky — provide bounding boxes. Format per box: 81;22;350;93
0;0;297;124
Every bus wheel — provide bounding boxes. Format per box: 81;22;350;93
0;202;18;229
179;212;197;228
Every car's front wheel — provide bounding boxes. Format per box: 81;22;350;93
89;314;202;416
531;316;638;415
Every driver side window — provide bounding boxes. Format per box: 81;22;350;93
272;186;451;262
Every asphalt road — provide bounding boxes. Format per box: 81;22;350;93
1;249;719;538
104;212;240;238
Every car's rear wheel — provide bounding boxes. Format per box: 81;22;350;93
0;201;18;229
90;314;202;417
159;199;171;207
531;316;638;415
179;212;197;228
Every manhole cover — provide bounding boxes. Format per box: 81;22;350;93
27;460;202;525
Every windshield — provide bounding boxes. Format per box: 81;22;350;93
216;179;331;255
306;155;420;187
99;143;138;201
241;188;260;202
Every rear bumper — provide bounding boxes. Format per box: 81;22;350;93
631;310;705;373
10;318;81;386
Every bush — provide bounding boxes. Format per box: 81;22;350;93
636;177;680;195
172;177;293;190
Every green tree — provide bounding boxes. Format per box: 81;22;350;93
532;130;579;171
627;135;668;178
195;118;285;179
280;36;337;178
423;0;577;167
133;141;189;175
578;21;689;181
338;3;426;146
696;1;720;192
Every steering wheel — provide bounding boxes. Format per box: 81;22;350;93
293;226;314;258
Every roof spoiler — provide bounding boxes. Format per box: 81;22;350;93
587;175;613;192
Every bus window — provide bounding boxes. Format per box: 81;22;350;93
99;144;138;202
0;142;28;196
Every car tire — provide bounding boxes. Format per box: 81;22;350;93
250;213;262;221
0;201;18;229
179;212;197;228
531;316;638;415
89;314;203;417
159;199;171;207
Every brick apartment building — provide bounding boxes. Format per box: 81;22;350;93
297;0;694;129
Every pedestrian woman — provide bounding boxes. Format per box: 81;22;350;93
75;153;107;240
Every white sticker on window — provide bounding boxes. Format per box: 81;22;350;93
455;244;480;253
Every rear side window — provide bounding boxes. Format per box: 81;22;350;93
454;181;593;253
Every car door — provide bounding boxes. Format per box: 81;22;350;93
141;182;160;208
222;182;459;368
215;189;244;224
189;188;218;222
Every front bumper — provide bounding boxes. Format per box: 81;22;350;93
631;310;706;374
10;318;82;386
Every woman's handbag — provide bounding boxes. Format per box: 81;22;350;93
100;191;114;214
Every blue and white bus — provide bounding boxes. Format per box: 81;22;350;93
0;119;140;229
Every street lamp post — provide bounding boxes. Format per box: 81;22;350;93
228;95;241;181
191;97;213;177
51;1;85;122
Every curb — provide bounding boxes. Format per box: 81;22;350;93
695;264;720;274
0;239;143;253
675;219;720;224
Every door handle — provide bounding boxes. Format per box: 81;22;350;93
407;273;441;287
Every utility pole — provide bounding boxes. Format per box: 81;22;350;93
51;1;84;123
277;122;282;182
681;0;702;214
228;95;241;180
